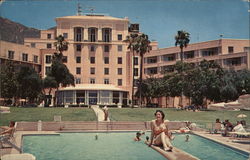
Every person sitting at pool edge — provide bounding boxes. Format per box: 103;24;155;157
0;121;15;135
148;110;173;152
134;132;142;141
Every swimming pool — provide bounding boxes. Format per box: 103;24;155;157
22;132;166;160
172;134;249;160
22;132;249;160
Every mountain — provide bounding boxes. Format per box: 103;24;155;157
0;17;40;44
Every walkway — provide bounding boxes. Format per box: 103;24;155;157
91;105;110;122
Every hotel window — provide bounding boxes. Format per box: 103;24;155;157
45;66;51;75
102;28;112;42
45;55;52;64
33;55;38;63
47;43;52;49
90;57;95;64
118;79;122;86
90;67;95;74
104;57;109;64
117;34;122;41
90;78;95;84
90;45;95;52
134;57;138;65
118;57;122;64
104;68;109;75
63;33;68;39
134;68;139;76
62;56;67;63
47;34;51;39
89;28;97;42
31;43;36;48
118;68;122;75
76;44;81;52
104;45;109;52
228;46;234;53
118;45;123;52
76;67;81;74
76;56;81;63
8;50;14;59
75;78;81;84
74;27;83;42
104;79;109;84
22;53;28;61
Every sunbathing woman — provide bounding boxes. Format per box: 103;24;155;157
0;121;15;135
148;110;173;151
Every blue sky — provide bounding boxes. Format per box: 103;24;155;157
0;0;249;48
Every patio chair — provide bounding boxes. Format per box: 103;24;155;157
213;123;224;134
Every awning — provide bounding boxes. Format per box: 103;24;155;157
58;84;128;92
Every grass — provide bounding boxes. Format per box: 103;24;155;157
109;108;250;125
1;107;249;127
0;107;96;126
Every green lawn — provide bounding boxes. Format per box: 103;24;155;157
0;107;96;126
1;107;249;127
109;108;250;125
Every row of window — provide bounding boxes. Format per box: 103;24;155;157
145;47;244;64
75;67;125;75
75;44;123;52
8;51;39;63
45;55;125;64
74;78;123;86
46;30;123;42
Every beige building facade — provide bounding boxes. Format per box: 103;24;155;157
144;39;250;108
0;40;41;72
24;15;139;106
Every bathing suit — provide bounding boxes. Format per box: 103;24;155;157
152;120;169;137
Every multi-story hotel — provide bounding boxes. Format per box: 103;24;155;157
24;14;140;106
144;39;250;107
0;14;249;107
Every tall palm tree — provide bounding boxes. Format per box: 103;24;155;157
135;34;151;106
124;33;139;107
175;30;190;62
175;30;190;107
54;35;69;60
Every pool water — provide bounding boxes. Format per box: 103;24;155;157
22;132;166;160
172;134;249;160
23;132;249;160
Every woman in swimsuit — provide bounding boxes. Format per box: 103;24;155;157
148;110;173;151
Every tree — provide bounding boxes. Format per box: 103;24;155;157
174;30;190;107
0;61;18;104
49;35;75;89
175;30;190;62
54;35;69;58
16;65;42;103
124;33;139;107
134;34;151;106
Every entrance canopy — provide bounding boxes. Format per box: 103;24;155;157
59;84;127;92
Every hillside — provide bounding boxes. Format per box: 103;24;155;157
0;17;40;44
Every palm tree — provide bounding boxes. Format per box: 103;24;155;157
135;34;151;106
175;30;190;107
54;35;69;60
124;34;139;107
175;30;190;62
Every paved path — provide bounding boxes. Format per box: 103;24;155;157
91;105;110;122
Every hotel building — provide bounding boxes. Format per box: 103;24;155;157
144;39;250;108
24;14;140;106
0;14;249;107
